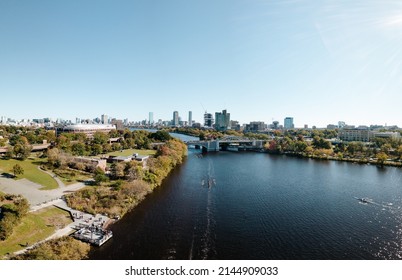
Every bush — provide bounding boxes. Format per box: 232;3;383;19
12;236;90;260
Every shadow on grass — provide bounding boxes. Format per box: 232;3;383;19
1;172;15;179
31;161;45;166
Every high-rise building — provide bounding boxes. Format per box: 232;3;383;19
0;116;7;124
284;117;294;129
215;109;231;131
188;111;192;127
101;114;108;125
204;112;214;128
172;111;179;126
149;112;154;125
76;118;81;124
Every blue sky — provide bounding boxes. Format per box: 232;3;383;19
1;0;401;127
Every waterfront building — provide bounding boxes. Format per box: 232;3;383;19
284;117;294;129
339;127;372;142
172;111;179;127
215;109;231;131
204;112;214;128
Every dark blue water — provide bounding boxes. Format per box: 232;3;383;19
90;151;402;260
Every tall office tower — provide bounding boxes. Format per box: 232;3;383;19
101;114;108;125
204;112;214;128
188;111;192;127
215;109;231;131
149;112;154;125
173;111;179;126
76;118;81;124
284;117;294;129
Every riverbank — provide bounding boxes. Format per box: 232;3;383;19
270;151;402;168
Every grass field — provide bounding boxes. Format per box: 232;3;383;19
106;148;156;157
0;206;72;257
0;158;58;190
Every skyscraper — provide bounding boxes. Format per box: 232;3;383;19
149;112;154;125
188;111;192;127
173;111;179;126
101;114;108;125
204;112;214;128
215;109;231;131
284;117;294;129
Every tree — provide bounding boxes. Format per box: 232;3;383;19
71;142;86;156
12;164;24;177
13;143;31;160
151;130;172;142
94;167;109;185
376;152;388;166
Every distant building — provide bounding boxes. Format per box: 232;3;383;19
76;118;81;125
230;120;241;131
338;121;346;128
327;124;337;130
304;124;308;129
58;124;116;136
149;112;154;125
271;121;279;130
172;111;179;127
204;112;214;128
284;117;294;129
215;110;231;131
188;111;192;127
339;127;372;142
373;131;401;140
111;119;124;130
101;114;108;125
245;121;266;132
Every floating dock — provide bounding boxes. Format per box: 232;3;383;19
72;225;113;247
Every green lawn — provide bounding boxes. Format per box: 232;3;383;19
0;206;73;257
53;169;91;186
106;148;156;157
0;158;58;190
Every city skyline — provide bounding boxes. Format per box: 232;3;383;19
1;1;402;127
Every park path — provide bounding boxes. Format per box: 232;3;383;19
38;166;66;188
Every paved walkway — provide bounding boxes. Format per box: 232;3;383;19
0;174;88;210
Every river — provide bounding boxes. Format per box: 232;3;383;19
89;138;402;260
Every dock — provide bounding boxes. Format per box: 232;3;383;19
54;201;114;247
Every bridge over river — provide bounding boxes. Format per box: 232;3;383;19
185;136;268;152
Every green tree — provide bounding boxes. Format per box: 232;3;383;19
376;152;388;166
13;143;32;160
12;163;24;177
94;167;109;185
71;142;86;156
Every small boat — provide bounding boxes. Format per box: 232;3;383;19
355;197;372;204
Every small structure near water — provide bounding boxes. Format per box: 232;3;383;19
72;224;113;247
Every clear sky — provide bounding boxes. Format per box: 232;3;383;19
1;0;401;128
